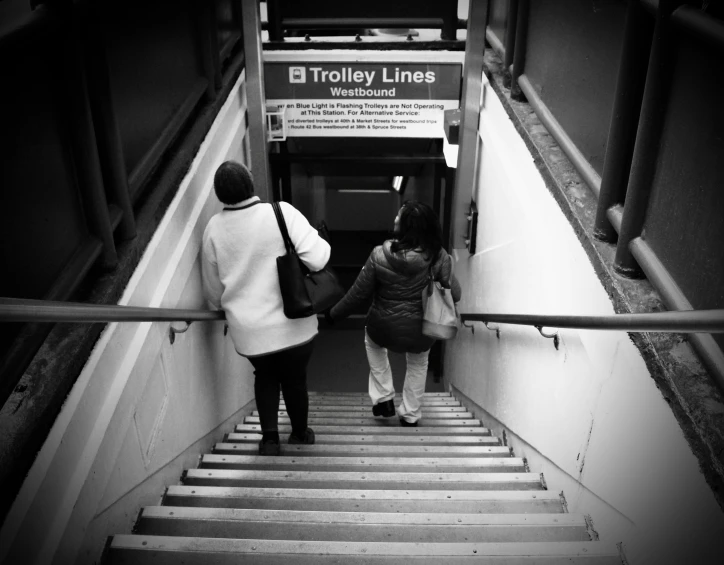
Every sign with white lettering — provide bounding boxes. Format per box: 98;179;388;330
265;62;462;138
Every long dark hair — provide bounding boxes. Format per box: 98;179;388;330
390;200;443;261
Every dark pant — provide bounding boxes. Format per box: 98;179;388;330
248;339;315;438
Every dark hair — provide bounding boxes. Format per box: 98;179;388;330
213;161;255;204
390;200;443;260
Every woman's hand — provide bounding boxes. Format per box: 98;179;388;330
324;309;335;326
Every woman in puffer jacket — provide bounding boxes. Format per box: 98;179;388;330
329;201;462;426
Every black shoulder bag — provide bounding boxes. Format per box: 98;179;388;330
272;202;344;319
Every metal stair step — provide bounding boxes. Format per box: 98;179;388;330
244;416;482;427
105;536;622;564
163;486;566;513
135;506;591;543
257;407;473;416
182;469;545;490
226;432;500;446
199;454;526;473
286;399;462;406
307;392;453;398
235;424;491;436
213;443;512;458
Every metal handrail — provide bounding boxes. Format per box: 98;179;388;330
0;298;224;323
2;298;723;333
460;310;724;333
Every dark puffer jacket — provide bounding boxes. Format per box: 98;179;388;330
330;240;462;353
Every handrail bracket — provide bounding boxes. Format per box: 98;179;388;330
169;321;193;345
484;321;501;339
462;320;501;338
535;325;560;350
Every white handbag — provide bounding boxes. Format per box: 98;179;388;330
421;267;460;340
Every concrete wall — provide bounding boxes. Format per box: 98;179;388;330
445;74;724;565
0;72;255;565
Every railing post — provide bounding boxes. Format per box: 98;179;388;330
58;3;118;268
613;0;678;277
502;0;519;88
198;0;222;95
450;0;488;251
82;0;136;240
593;0;653;243
510;0;528;101
266;0;283;42
241;0;272;201
441;0;458;40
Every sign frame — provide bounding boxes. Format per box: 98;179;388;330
264;51;464;139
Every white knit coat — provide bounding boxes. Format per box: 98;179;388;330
201;196;331;356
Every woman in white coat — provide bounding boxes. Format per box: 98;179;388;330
201;161;331;455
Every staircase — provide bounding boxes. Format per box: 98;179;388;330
104;391;623;563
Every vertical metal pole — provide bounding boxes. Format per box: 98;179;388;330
593;0;653;242
614;0;677;277
441;0;458;40
444;168;455;251
270;161;281;202
450;0;488;250
433;162;443;218
280;143;292;204
59;4;117;267
197;0;220;100
510;0;528;101
241;0;272;201
266;0;283;42
502;0;518;88
83;1;136;240
207;1;223;90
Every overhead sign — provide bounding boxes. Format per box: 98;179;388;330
265;62;462;138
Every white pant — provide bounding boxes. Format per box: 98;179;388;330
365;329;430;423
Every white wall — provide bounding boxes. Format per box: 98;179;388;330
445;75;724;565
0;72;256;565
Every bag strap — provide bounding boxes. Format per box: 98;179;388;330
272;202;296;256
428;250;452;286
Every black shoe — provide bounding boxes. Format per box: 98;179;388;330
399;418;418;427
289;427;315;445
259;437;280;456
372;399;395;417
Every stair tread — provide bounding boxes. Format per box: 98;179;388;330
162;486;565;513
226;433;500;445
108;535;620;557
244;416;482;426
235;424;491;435
141;506;584;526
307;392;453;397
213;443;512;456
185;469;540;479
166;486;560;502
183;469;543;489
199;454;525;470
289;400;462;406
258;407;473;415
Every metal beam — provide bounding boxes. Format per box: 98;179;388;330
241;0;272;200
450;0;488;250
